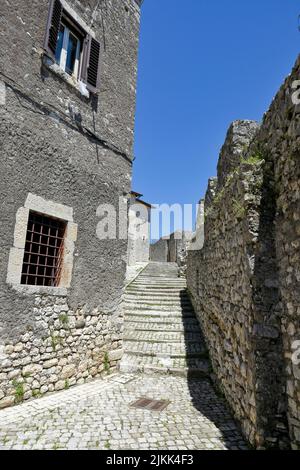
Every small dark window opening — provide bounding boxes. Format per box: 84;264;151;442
21;212;66;287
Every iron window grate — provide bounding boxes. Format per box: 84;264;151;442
21;211;66;287
130;397;170;412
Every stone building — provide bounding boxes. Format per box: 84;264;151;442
127;191;151;267
150;238;169;263
0;0;142;408
150;231;193;276
187;58;300;449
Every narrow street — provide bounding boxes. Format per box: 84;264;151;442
0;263;246;450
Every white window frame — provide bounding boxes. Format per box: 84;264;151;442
57;24;82;80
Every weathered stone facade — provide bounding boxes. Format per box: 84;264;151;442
0;0;142;408
187;56;300;449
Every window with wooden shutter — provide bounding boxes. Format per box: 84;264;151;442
44;0;63;58
44;0;101;93
81;36;101;93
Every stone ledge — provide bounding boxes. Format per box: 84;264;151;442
8;285;68;297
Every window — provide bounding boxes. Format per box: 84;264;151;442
55;22;83;79
44;0;101;93
6;194;78;291
21;212;66;287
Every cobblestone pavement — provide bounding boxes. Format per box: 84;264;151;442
0;373;248;450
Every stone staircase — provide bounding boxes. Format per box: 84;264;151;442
120;262;211;377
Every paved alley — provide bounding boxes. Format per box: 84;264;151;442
0;263;247;450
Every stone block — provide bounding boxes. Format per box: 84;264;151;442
0;396;15;409
61;364;76;379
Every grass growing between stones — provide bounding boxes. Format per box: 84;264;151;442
32;389;42;398
51;333;64;351
241;151;265;166
13;380;24;404
104;440;111;449
59;314;69;326
232;198;246;219
103;352;110;373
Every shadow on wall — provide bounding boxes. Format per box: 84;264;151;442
178;291;249;450
250;153;289;447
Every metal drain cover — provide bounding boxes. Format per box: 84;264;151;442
130;397;170;412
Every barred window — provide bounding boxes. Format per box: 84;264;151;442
21;212;66;287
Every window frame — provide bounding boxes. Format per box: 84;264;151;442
55;21;83;80
6;194;78;294
44;0;102;94
21;211;67;288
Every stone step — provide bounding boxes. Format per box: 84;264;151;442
123;341;208;358
126;282;186;292
124;292;190;299
134;278;185;282
123;299;191;306
124;303;191;311
138;263;179;276
135;275;183;279
124;320;201;332
124;315;199;324
123;312;195;320
124;301;192;309
121;261;212;379
123;304;193;313
131;285;187;290
124;297;191;305
120;353;211;378
123;331;204;343
133;280;186;285
133;278;185;283
126;289;188;296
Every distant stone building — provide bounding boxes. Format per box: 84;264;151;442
150;231;193;276
0;0;142;408
150;238;169;263
127;191;151;266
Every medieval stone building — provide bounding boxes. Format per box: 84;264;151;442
0;0;142;408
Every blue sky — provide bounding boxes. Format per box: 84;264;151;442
133;0;300;237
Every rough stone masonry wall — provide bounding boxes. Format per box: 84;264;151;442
0;0;141;408
150;239;169;262
252;55;300;450
168;232;193;277
187;56;300;449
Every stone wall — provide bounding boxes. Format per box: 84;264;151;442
150;232;192;275
150;239;169;262
0;0;141;408
168;232;193;277
252;56;300;450
187;56;300;450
